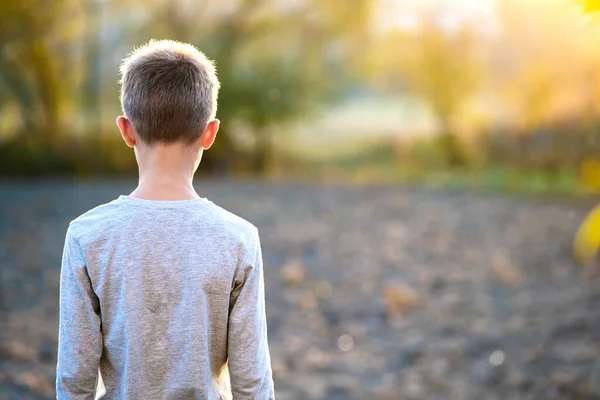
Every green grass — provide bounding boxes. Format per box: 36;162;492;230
311;164;580;196
282;138;585;196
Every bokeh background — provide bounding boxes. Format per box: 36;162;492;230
3;0;600;399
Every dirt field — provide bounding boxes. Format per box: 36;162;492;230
2;180;600;399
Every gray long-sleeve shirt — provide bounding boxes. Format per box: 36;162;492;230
56;195;274;400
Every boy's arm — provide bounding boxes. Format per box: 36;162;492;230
228;229;275;399
56;225;102;400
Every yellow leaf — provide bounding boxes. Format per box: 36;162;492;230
579;158;600;192
574;204;600;264
582;0;600;13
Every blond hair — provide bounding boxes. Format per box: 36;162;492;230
119;39;220;145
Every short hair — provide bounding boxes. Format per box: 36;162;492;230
119;39;220;146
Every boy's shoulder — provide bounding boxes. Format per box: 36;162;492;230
68;197;121;224
65;198;124;243
67;197;258;243
207;201;258;233
200;201;259;246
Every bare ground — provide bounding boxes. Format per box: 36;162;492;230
1;180;600;400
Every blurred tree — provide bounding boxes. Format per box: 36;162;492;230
370;16;483;166
82;0;105;131
407;21;482;166
488;0;600;171
0;0;84;144
123;0;373;174
0;0;372;175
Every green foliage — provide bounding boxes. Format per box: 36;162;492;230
0;0;373;176
0;0;83;138
0;140;76;177
0;135;139;178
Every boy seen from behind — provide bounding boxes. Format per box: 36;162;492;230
56;39;275;400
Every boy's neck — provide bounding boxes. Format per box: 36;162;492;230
131;149;201;201
130;178;200;201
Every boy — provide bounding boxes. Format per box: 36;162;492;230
56;40;274;399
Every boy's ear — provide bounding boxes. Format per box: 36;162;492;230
116;116;136;148
200;119;220;150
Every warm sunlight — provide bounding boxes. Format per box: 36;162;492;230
3;1;600;399
374;0;498;34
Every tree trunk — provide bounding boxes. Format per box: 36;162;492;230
83;0;103;135
30;42;61;144
254;129;273;175
439;117;466;167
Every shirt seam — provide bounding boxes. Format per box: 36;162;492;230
116;198;213;211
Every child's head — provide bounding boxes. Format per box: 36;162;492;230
117;39;220;152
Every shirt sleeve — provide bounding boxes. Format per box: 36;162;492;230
227;229;275;399
56;225;102;400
